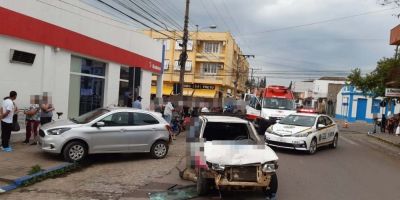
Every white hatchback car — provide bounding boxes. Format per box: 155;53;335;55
264;113;339;154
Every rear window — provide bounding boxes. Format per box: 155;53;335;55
203;122;250;141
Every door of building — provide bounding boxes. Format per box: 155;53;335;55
356;98;367;121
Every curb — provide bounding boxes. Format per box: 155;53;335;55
0;163;74;193
367;134;400;148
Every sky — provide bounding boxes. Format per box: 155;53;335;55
84;0;400;86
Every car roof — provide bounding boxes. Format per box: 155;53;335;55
200;115;248;123
106;107;158;114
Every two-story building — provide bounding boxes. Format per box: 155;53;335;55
144;30;249;99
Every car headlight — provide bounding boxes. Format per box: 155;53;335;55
294;131;312;137
47;128;71;135
262;162;278;173
211;163;225;171
266;126;273;134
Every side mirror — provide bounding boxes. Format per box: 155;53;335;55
95;121;105;127
317;124;326;129
256;103;261;110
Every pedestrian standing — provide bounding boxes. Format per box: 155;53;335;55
40;94;54;125
132;96;142;109
163;99;174;124
1;91;17;152
24;95;41;145
381;114;386;133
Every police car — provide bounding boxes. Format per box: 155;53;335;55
264;113;339;154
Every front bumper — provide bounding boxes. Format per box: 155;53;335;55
265;133;308;150
205;166;272;189
38;134;64;154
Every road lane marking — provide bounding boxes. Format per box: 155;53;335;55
340;136;359;146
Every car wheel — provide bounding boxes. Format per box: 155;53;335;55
197;169;209;196
150;141;169;159
63;141;87;163
264;173;278;197
330;134;338;149
308;138;317;155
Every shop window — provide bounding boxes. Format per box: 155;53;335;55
118;66;141;107
68;56;106;118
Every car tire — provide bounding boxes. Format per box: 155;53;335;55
330;134;338;149
62;141;87;163
308;138;317;155
197;169;209;196
264;173;278;197
150;140;169;159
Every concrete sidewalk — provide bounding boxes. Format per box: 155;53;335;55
0;131;67;189
367;133;400;148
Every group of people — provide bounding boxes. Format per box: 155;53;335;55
380;113;400;135
1;91;55;152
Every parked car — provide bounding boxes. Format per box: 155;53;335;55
195;115;279;197
265;113;339;154
38;107;171;162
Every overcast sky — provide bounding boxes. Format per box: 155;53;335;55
85;0;400;86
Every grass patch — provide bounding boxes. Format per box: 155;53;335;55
28;165;43;175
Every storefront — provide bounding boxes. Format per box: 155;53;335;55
0;1;162;119
151;82;221;98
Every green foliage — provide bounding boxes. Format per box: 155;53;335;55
22;163;81;187
28;165;43;175
347;57;400;97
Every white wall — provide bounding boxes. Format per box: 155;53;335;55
104;63;120;107
313;80;346;99
140;70;152;110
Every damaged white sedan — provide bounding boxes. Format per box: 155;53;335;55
194;115;279;197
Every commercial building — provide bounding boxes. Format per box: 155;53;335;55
144;30;249;99
0;0;162;119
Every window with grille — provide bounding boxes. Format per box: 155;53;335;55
202;63;218;75
203;42;220;53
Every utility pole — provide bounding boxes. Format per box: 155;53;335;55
234;54;254;98
178;0;190;98
249;68;261;92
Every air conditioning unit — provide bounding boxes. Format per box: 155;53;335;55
9;49;36;65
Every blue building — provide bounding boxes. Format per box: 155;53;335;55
335;86;400;123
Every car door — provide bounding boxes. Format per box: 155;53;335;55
124;112;160;152
86;112;132;153
323;116;336;142
316;116;328;144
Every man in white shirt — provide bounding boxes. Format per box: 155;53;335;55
163;99;174;124
1;91;17;152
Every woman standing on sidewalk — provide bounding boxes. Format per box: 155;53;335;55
24;95;41;145
40;94;54;125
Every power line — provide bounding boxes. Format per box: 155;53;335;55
238;7;397;37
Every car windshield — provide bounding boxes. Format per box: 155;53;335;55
203;122;256;142
70;108;110;124
279;115;316;127
262;98;296;110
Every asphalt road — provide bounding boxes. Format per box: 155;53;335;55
192;133;400;200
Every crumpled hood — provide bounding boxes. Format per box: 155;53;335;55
204;141;278;165
41;119;81;130
272;123;312;136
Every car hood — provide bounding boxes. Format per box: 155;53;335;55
272;123;312;136
204;141;278;165
41;119;81;130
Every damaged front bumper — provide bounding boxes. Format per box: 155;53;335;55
205;165;274;189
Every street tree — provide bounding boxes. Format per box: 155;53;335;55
347;57;400;97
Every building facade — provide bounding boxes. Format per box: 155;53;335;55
336;86;400;123
0;0;162;119
144;30;249;99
